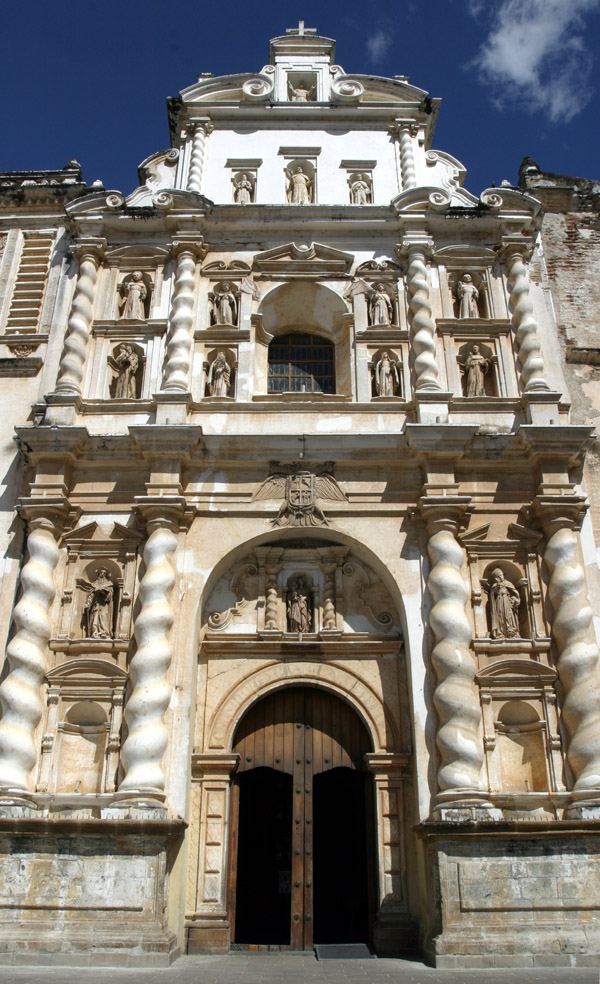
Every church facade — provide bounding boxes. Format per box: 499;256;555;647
0;25;599;969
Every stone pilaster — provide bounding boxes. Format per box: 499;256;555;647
187;121;213;194
116;496;186;808
419;495;489;815
0;498;70;802
533;491;600;803
55;239;106;395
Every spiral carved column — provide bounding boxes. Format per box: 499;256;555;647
405;244;441;392
504;245;550;393
420;498;486;808
265;566;279;630
118;500;184;804
396;121;418;191
534;497;600;793
0;502;67;797
162;244;201;393
187;121;213;193
56;243;104;394
321;563;337;631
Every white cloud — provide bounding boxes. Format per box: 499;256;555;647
366;30;393;64
469;0;600;123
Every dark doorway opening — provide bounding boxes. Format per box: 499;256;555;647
234;768;292;945
313;767;371;944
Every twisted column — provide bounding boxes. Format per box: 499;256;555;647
534;497;600;790
265;566;279;630
118;500;184;802
0;502;67;795
187;122;213;193
504;244;549;393
56;244;104;394
322;563;336;631
396;121;418;191
405;242;441;391
162;243;201;393
420;499;484;800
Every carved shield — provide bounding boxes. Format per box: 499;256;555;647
286;473;315;514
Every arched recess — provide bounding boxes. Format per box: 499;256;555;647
254;282;352;396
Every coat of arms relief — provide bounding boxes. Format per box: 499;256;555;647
253;463;348;527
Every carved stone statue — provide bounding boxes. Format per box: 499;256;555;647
113;344;139;399
463;344;489;397
212;283;237;325
288;167;312;204
457;274;480;319
373;351;399;397
369;284;393;326
119;271;147;320
350;174;371;205
289;79;314;102
234;173;253;204
77;568;115;639
207;351;232;397
488;568;521;639
287;577;311;632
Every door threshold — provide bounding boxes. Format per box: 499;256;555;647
230;944;315;954
315;943;375;960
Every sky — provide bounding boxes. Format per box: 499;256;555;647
1;0;599;197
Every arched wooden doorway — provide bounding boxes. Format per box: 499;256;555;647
228;686;374;950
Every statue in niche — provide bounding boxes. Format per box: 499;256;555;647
373;351;400;397
234;173;253;204
488;568;521;639
456;274;480;319
287;577;311;632
212;282;237;325
350;174;371;205
288;166;312;204
288;79;315;102
113;344;139;399
463;344;489;397
77;568;115;639
369;283;393;326
119;271;147;320
207;351;232;397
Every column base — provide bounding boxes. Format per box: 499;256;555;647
565;791;600;819
110;788;167;814
433;789;503;821
413;391;452;424
154;391;191;424
186;912;231;954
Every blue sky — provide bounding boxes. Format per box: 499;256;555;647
2;0;599;196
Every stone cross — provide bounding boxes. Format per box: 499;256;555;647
286;20;317;36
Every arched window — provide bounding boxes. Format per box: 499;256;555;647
268;333;335;394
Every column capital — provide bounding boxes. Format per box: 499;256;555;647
134;495;192;534
499;235;535;262
397;235;434;259
168;237;207;261
365;752;411;778
389;119;419;137
531;491;589;536
191;753;240;780
70;237;107;263
18;495;76;535
418;494;473;535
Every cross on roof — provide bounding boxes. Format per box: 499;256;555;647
286;20;317;37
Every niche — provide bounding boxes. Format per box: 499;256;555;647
117;270;153;320
450;270;489;319
108;342;144;399
285;573;314;633
457;341;497;397
496;700;548;793
56;701;108;794
204;348;237;398
482;562;530;640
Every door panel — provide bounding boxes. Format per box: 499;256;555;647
231;687;373;949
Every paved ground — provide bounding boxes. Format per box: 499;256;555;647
0;953;597;984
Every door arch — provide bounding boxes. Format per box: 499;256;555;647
228;686;375;950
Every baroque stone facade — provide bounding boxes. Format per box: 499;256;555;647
0;24;599;969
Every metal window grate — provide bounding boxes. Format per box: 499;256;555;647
268;333;335;394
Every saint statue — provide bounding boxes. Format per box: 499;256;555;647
369;284;393;326
350;174;371;205
234;173;253;204
288;79;314;102
113;344;139;399
463;344;489;397
119;271;147;320
488;568;521;639
77;568;115;639
287;577;311;633
373;351;399;397
288;166;312;204
207;351;232;397
212;283;237;325
457;274;480;319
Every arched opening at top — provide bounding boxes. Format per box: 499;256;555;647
268;332;335;394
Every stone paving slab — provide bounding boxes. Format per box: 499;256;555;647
0;954;597;984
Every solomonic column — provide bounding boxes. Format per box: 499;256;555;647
419;495;489;816
400;237;442;393
55;240;105;395
0;499;69;803
393;120;418;192
533;492;600;810
116;497;185;808
162;241;205;394
186;121;213;193
502;239;550;394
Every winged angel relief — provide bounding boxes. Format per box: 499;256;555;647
254;469;347;527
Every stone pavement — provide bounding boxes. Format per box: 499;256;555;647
0;954;597;984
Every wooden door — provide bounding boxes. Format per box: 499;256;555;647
230;687;372;949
